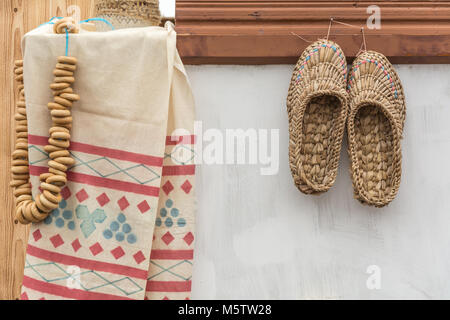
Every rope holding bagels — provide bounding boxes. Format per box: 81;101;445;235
10;17;80;225
53;17;79;34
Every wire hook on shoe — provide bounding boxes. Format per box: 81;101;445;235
291;17;369;56
362;27;367;52
356;27;368;56
326;17;334;40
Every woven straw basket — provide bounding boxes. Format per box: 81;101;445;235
287;39;349;195
94;0;161;30
347;50;406;207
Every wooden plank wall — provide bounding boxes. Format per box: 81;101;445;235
0;0;94;300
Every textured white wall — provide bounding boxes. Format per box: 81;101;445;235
186;64;450;299
159;0;175;17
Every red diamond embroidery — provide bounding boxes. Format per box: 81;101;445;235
163;296;170;300
117;196;130;211
96;193;110;207
183;232;194;246
181;180;193;194
21;292;29;300
138;200;150;214
61;186;72;200
76;189;89;202
32;229;42;242
50;234;64;248
71;239;81;252
133;251;145;264
162;231;174;245
38;186;43;194
162;181;174;195
111;246;125;260
89;242;103;256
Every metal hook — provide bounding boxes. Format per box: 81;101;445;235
355;27;368;56
326;17;334;40
361;27;367;52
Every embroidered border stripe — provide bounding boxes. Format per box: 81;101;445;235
29;166;160;197
28;135;164;167
150;250;194;260
22;276;135;300
27;245;148;280
162;165;196;176
146;280;192;292
165;135;196;146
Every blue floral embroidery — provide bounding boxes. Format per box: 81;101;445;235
103;213;137;244
76;205;107;238
156;199;186;229
44;199;76;231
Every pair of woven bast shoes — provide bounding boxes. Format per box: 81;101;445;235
287;39;406;207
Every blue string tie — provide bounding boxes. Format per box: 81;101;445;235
80;18;115;31
63;28;68;56
39;16;114;57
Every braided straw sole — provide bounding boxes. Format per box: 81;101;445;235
347;50;406;207
287;39;349;194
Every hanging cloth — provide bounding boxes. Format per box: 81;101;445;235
20;21;196;300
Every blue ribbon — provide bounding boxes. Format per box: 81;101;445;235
65;28;69;56
38;17;115;56
80;18;115;30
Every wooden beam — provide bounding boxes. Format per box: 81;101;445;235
176;1;450;64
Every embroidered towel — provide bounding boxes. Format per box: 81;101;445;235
20;22;196;300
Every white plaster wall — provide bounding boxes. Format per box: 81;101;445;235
187;64;450;300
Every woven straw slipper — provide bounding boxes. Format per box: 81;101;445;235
347;51;406;207
287;39;349;194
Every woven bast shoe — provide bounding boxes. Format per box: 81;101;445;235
287;39;349;194
347;51;406;207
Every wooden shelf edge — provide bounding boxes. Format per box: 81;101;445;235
176;1;450;64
